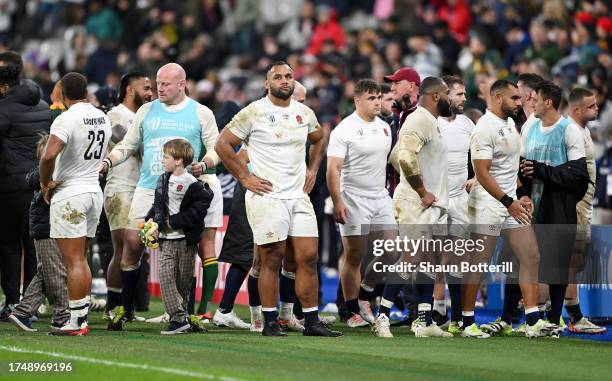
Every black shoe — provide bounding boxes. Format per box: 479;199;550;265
432;310;449;327
303;321;343;337
9;314;37;332
262;321;287;336
0;304;15;322
161;319;190;335
107;319;124;331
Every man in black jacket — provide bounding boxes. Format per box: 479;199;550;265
0;53;51;319
520;81;589;335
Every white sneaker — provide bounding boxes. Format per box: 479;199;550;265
372;314;393;338
414;323;453;338
358;300;376;324
321;303;339;314
346;313;369;328
525;319;555;338
213;310;250;329
250;319;263;332
410;318;425;333
568;317;607;334
320;315;336;326
278;314;304;332
145;313;169;323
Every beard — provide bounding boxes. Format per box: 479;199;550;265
270;84;294;100
133;92;144;108
451;104;464;114
438;98;452;117
134;92;151;108
502;103;519;119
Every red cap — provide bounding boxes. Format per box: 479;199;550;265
597;17;612;33
384;67;421;86
575;11;594;25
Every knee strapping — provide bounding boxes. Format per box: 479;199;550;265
121;260;141;272
281;268;295;279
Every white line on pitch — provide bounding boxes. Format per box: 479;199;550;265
0;345;248;381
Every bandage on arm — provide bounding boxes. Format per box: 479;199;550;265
397;133;426;195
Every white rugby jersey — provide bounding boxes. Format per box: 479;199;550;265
50;102;111;202
390;106;449;208
469;109;519;206
106;103;141;193
439;114;474;199
328;112;391;199
227;96;320;199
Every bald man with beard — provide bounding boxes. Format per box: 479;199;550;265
101;63;221;331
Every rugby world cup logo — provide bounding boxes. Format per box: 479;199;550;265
147;116;161;131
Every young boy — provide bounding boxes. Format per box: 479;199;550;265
144;139;213;335
9;133;70;332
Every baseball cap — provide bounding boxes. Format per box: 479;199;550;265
384;67;421;86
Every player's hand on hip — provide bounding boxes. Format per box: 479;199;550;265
520;159;534;179
303;169;317;194
519;195;533;215
508;199;531;225
42;180;62;205
242;174;273;196
420;191;436;208
462;178;477;193
333;200;348;224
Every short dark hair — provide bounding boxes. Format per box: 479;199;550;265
517;73;544;91
355;79;381;96
0;50;23;76
380;83;391;94
568;87;594;105
60;72;88;100
163;138;194;166
490;79;518;96
0;64;20;87
267;61;292;77
418;76;446;96
536;81;562;110
442;75;464;90
118;71;148;103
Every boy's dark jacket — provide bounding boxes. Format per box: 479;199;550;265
26;166;50;240
520;157;590;224
145;172;214;245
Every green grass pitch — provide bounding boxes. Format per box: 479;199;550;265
0;299;610;381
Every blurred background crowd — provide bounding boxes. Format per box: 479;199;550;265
1;0;612;273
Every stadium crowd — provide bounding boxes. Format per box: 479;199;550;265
0;0;610;337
